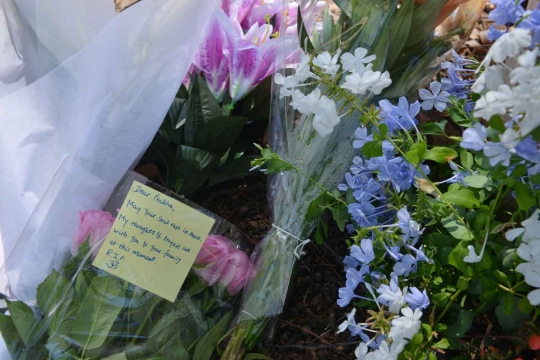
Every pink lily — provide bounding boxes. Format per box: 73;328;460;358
194;10;239;101
242;0;326;36
229;21;298;101
221;0;259;24
195;8;297;102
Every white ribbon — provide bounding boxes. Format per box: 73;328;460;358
271;224;311;259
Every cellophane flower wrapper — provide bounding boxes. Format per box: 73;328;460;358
0;169;255;360
223;0;483;356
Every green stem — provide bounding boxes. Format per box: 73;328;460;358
435;289;463;323
287;161;348;206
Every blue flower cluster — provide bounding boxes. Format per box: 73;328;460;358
488;0;540;44
419;50;476;114
417;49;476;113
336;96;433;347
441;50;476;100
461;121;540;174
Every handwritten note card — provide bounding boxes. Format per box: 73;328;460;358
93;181;215;302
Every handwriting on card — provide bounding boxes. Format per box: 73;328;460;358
93;182;215;302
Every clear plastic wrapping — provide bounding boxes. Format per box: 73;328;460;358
0;168;255;359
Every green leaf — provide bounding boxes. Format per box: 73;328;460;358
447;310;473;338
193;310;234;360
387;0;414;67
502;293;514;315
518;296;534;313
63;239;92;279
207;155;258;187
362;140;383;158
305;195;323;223
185;75;222;146
70;275;125;351
321;9;340;52
179;145;216;171
350;3;384;51
442;214;474;241
406;141;427;165
422;323;432;338
125;302;189;358
493;270;510;286
406;332;423;353
423;120;447;135
460;148;473;168
464;175;489;189
7;301;45;347
0;313;25;358
329;203;350;232
448;241;469;271
423;147;458;163
495;295;529;331
333;0;352;17
456;276;469;291
55;349;82;360
514;181;536;211
37;270;76;356
297;6;314;51
433;293;451;307
432;338;450;350
405;0;446;46
489;115;506;132
192;116;248;156
440;189;480;208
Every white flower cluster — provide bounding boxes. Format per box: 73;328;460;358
274;48;392;137
341;48;392;96
472;29;540;145
351;307;423;360
506;209;540;305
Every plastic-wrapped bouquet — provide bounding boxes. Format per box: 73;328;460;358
221;0;483;357
0;181;255;360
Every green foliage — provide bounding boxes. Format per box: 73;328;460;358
423;147;457;163
362;140;384;158
0;247;236;359
143;75;272;196
193;310;233;360
440;189;480;209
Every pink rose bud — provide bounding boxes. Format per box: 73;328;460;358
194;235;237;286
72;210;115;257
194;235;255;295
219;250;255;295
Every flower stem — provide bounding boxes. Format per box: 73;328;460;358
435;289;462;323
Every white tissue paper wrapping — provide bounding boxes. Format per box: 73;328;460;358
0;0;218;305
0;0;116;97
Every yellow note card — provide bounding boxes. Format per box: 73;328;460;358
93;181;215;302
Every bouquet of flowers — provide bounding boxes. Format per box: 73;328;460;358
141;0;322;195
221;0;484;357
0;181;255;360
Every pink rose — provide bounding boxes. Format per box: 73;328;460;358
194;235;255;295
72;210;115;257
220;250;256;295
